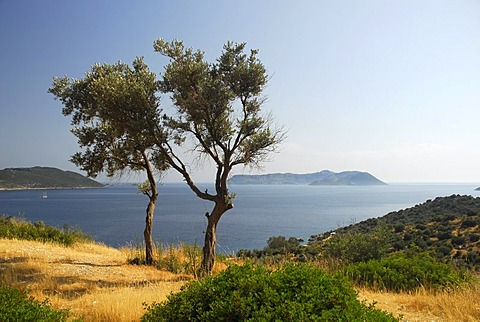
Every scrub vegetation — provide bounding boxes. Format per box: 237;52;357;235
0;215;91;246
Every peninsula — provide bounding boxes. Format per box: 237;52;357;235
0;166;104;190
229;170;386;186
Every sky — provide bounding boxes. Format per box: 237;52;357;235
1;0;479;183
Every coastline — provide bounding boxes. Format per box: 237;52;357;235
0;186;106;191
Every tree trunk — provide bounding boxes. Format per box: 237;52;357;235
141;151;158;266
201;215;217;276
201;202;232;276
144;197;157;265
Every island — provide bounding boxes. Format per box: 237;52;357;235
0;166;104;190
229;170;386;186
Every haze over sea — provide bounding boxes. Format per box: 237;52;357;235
1;184;479;253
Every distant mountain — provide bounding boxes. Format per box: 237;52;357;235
0;167;104;190
476;187;480;191
229;170;386;186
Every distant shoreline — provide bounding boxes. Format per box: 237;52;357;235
0;186;106;191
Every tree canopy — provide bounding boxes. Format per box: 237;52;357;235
50;40;285;274
154;39;285;274
49;57;167;176
49;57;168;265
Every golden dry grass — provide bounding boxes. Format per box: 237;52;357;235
0;238;188;321
1;238;479;321
359;285;480;322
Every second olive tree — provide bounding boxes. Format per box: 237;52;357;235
154;39;285;275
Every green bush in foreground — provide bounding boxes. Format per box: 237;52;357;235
344;249;465;292
0;285;79;322
142;263;398;322
0;216;91;246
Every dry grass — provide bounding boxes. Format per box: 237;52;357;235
0;238;188;321
359;284;480;322
1;238;479;321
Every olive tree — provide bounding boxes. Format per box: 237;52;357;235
49;57;168;265
154;39;285;275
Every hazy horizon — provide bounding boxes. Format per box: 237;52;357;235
1;1;479;184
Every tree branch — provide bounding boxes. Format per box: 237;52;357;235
160;143;216;202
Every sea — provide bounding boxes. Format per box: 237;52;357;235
0;183;479;253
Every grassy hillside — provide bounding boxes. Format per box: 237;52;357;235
0;166;104;189
1;224;479;321
308;194;480;268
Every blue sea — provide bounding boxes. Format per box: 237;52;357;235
0;183;478;253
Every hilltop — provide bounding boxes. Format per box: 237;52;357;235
229;170;386;185
0;166;104;190
308;194;480;268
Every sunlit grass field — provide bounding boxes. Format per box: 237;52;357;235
1;238;479;321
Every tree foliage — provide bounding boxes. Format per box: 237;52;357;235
49;57;168;265
49;57;167;176
50;39;285;272
154;39;285;274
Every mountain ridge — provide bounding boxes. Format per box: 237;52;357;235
229;170;386;186
0;166;104;190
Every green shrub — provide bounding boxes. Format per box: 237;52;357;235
142;263;398;321
469;234;479;242
321;228;391;264
0;216;91;246
344;250;464;292
263;236;301;255
451;235;466;246
461;219;478;228
0;285;79;322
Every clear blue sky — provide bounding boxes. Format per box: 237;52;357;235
1;1;479;183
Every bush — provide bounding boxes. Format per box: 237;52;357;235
469;234;479;242
0;285;78;322
142;264;398;321
321;228;391;264
264;236;301;255
0;216;91;246
437;230;452;241
451;235;466;246
344;250;464;292
394;224;405;233
461;219;478;228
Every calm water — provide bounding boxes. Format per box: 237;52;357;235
0;183;478;252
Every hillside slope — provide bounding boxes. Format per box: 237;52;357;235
0;166;104;189
308;194;480;268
